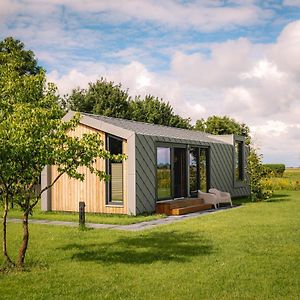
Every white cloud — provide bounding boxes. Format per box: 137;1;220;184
283;0;300;7
48;69;99;95
268;20;300;74
0;0;272;33
251;121;289;138
171;38;256;87
0;0;299;167
240;60;283;80
251;122;300;166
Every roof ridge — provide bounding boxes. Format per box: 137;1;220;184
82;112;211;136
80;112;229;144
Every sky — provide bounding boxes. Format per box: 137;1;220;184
1;0;300;166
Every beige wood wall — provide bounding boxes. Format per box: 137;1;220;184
51;123;128;214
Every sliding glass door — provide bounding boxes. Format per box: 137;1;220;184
189;148;199;196
157;147;172;200
173;148;187;198
189;147;210;195
156;146;187;200
199;148;209;192
156;145;210;201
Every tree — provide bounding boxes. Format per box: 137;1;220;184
130;95;191;129
195;115;250;144
67;78;132;119
0;38;121;268
195;115;272;200
66;79;192;129
0;37;42;75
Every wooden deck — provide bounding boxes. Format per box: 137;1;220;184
156;198;213;216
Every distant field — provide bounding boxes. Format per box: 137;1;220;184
265;168;300;191
284;168;300;179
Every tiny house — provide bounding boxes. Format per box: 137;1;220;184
41;111;250;215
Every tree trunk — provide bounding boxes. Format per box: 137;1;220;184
17;212;29;268
2;197;13;266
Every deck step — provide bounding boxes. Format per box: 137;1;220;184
156;198;205;215
169;198;204;209
170;203;212;215
156;198;213;215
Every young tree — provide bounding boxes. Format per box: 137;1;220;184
0;36;44;266
0;38;121;268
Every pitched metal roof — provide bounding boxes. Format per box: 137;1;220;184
82;112;229;144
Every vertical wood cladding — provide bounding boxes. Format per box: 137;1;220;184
51;123;128;214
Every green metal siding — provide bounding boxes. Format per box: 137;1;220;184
135;134;156;213
210;143;250;198
135;134;250;214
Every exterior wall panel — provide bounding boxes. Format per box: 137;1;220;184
210;143;250;197
50;123;128;214
135;136;250;214
45;112;250;215
135;134;157;214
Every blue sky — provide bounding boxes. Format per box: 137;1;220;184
1;0;300;166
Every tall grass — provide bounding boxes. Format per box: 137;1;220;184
264;168;300;191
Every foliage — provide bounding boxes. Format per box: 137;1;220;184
130;95;191;129
247;149;273;201
264;178;300;191
195;115;272;200
1;191;300;299
67;78;132;119
263;164;286;177
0;37;122;268
66;79;192;129
263;168;300;191
0;37;42;75
195;115;251;144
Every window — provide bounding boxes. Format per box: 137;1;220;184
189;148;198;195
235;140;244;181
199;148;208;191
107;135;123;204
189;147;210;195
157;147;172;200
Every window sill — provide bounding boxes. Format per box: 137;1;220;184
105;203;124;207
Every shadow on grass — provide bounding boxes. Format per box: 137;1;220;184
233;193;291;205
59;231;214;265
232;196;252;206
264;193;290;203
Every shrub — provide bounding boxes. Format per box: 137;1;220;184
247;149;273;201
263;178;300;191
264;164;286;177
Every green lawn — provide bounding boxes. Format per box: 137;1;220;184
1;190;299;299
8;202;165;225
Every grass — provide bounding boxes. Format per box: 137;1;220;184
8;202;165;225
1;190;299;299
284;167;300;179
264;167;300;191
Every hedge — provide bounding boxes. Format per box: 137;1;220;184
264;164;286;177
